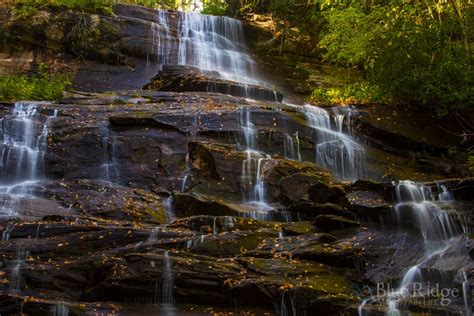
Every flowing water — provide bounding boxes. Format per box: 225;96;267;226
303;104;366;181
359;181;468;315
164;196;176;224
238;107;274;217
0;103;56;218
180;153;190;192
162;251;174;304
51;303;69;316
152;8;280;102
100;130;120;184
176;11;258;85
283;132;301;161
9;248;28;293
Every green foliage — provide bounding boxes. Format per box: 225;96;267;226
227;0;472;114
10;0;178;17
469;150;474;175
310;82;381;105
0;64;71;101
65;13;102;59
12;0;114;16
202;0;228;16
317;1;473;114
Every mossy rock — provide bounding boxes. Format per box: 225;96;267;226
313;215;360;231
308;181;346;204
281;221;316;236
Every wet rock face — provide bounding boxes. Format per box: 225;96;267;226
0;87;473;315
0;6;473;313
144;65;283;102
0;4;178;65
0;90;371;314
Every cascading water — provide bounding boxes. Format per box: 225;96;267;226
238;107;273;214
283;132;301;161
162;251;174;304
180;153;190;192
152;8;281;103
0;102;56;218
164;196;176;224
100;131;120;184
303;104;365;181
51;303;69;316
359;180;468;315
154;10;174;66
176;11;258;85
9;248;28;293
393;181;463;241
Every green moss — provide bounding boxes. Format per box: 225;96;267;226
144;205;167;224
281;221;315;235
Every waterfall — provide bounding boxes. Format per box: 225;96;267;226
185;234;205;249
100;131;120;184
152;9;274;92
238;107;273;213
393;180;462;240
177;11;258;85
9;249;28;293
384;181;466;314
2;224;14;241
162;251;174;304
157;10;174;66
303;104;365;181
148;227;160;243
0;102;56;218
283;132;301;161
164;196;176;224
180;153;190;192
241;150;271;204
51;303;69;316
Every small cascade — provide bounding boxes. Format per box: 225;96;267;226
100;131;120;184
0;102;56;218
9;249;29;293
303;104;365;181
238;107;273;215
164;196;176;224
51;303;69;316
2;224;15;241
379;180;467;314
185;234;205;249
162;251;174;304
223;215;234;231
283;132;301;161
241;150;271;204
278;290;296;316
393;180;463;240
148;227;160;243
154;10;174;66
180;153;190;192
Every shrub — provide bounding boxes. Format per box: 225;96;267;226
0;64;71;101
318;2;473;114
